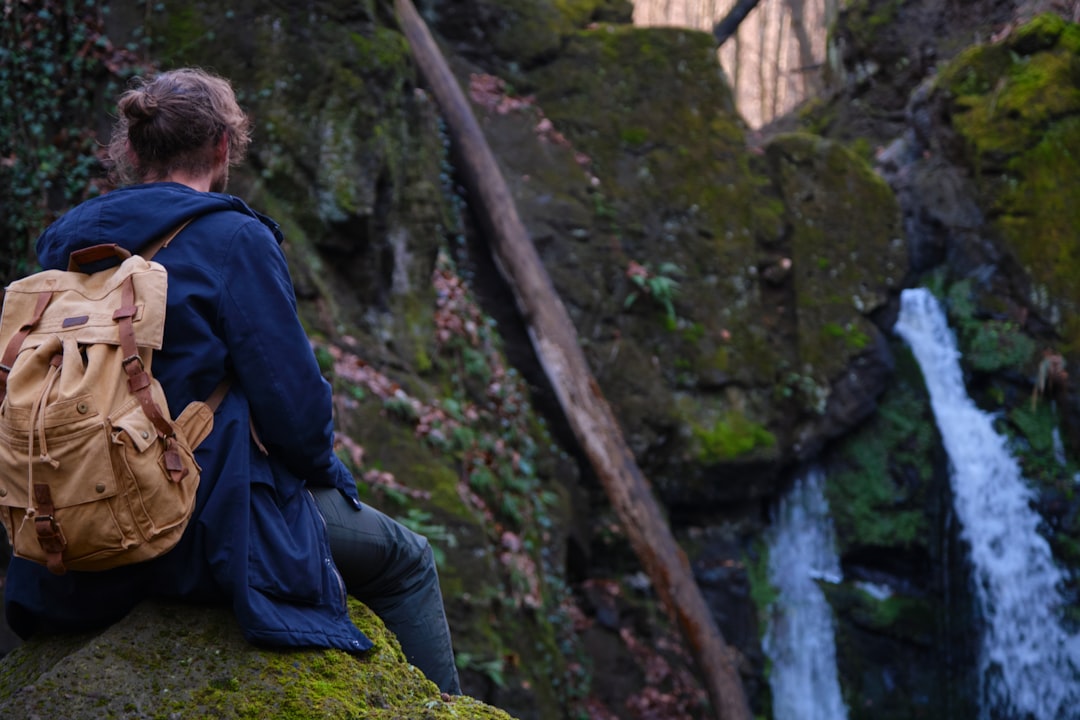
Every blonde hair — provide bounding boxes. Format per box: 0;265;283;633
107;68;252;186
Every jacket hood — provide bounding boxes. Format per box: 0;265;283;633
36;183;282;270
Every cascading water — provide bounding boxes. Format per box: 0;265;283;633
894;287;1080;719
763;466;848;720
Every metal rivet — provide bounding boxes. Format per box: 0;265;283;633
141;430;150;440
76;402;89;414
95;483;106;493
0;488;7;497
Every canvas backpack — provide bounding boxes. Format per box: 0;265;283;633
0;224;224;575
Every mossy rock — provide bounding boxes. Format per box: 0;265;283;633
506;24;793;497
0;600;517;720
935;14;1080;352
763;132;906;388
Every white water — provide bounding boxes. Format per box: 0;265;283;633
763;466;848;720
895;287;1080;719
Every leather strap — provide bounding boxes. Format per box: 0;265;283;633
33;482;67;575
111;274;190;482
114;275;173;440
0;291;53;404
67;244;132;272
139;219;194;262
205;379;231;412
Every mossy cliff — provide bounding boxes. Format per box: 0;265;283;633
460;20;909;508
796;9;1080;717
0;600;516;720
935;13;1080;354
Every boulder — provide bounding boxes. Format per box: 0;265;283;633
0;599;516;720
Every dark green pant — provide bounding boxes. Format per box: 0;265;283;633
310;488;460;694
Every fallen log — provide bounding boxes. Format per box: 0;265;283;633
392;2;752;719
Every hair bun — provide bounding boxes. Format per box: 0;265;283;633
122;90;160;123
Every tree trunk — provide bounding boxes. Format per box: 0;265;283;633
393;2;753;719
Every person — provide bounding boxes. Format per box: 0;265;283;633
3;67;461;695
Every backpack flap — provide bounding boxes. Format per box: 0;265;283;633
0;254;168;355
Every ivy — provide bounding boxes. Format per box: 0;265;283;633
0;0;149;283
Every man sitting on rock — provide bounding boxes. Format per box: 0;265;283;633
4;67;461;695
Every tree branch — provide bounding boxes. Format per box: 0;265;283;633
713;0;763;47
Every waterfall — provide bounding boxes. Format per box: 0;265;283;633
894;287;1080;719
763;466;848;720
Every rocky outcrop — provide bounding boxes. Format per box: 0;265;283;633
0;600;515;720
803;6;1080;717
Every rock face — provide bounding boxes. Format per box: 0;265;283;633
0;600;516;720
805;7;1080;718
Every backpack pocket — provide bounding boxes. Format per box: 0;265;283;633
0;396;131;568
108;397;201;561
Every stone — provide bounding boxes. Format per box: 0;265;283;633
0;599;516;720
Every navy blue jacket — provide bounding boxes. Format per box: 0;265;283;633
4;183;372;654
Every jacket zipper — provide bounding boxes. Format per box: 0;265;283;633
309;489;348;606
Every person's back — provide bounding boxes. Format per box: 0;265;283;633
4;68;460;694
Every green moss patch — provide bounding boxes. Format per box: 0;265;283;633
693;411;777;462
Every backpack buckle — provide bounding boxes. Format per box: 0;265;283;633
34;513;64;544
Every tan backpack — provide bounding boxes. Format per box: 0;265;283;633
0;225;223;575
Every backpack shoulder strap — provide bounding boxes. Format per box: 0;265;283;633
205;379;231;412
140;218;195;261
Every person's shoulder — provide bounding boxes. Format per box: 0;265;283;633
205;193;283;245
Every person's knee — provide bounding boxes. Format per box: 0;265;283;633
408;532;439;581
391;520;435;569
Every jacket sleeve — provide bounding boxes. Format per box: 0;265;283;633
217;219;358;502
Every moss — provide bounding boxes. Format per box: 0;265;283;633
0;601;518;719
824;579;948;720
942;45;1080;160
935;16;1080;351
693;411;777;462
519;23;803;486
619;125;649;146
1009;11;1068;54
470;0;576;65
822;321;871;351
991;116;1080;351
349;26;411;81
156;4;216;60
